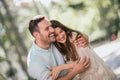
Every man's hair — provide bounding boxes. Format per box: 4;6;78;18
28;17;44;36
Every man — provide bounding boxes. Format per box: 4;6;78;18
27;15;90;80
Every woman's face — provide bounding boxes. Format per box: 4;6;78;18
54;27;67;44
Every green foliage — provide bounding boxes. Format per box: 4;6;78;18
0;56;7;62
69;2;85;10
28;77;36;80
6;68;16;77
0;74;4;80
0;0;120;79
50;0;120;42
0;76;2;80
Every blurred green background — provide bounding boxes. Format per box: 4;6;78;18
0;0;120;80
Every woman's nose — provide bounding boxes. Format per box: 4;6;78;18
59;34;63;38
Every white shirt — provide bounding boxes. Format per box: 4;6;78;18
27;42;67;80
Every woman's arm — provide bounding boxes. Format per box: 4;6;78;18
56;56;90;80
48;60;79;80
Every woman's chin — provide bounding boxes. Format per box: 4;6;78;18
59;41;66;44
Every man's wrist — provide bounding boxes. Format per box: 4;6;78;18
57;69;78;80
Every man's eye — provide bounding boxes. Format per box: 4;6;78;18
60;30;63;33
45;27;49;31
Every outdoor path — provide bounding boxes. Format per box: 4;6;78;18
93;39;120;79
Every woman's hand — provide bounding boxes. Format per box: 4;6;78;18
49;66;62;80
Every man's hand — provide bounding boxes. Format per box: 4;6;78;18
73;34;88;47
48;66;62;80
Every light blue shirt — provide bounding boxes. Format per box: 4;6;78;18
27;42;67;80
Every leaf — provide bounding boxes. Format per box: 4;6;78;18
0;56;7;62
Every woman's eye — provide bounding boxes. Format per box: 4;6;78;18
55;34;58;37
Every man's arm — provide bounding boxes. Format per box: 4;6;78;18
28;56;90;80
73;33;89;47
57;56;90;80
49;59;82;80
28;61;53;80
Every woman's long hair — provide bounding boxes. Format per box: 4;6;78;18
50;20;83;61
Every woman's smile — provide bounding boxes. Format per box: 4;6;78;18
54;27;67;44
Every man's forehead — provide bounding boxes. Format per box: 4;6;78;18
32;15;45;20
38;19;51;26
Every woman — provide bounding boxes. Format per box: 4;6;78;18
50;20;117;80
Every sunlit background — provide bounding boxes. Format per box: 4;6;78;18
0;0;120;80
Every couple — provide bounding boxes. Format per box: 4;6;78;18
27;15;117;80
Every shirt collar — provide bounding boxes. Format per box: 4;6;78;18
33;41;53;53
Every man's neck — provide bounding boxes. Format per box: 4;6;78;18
35;39;50;49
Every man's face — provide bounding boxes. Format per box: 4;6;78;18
37;19;55;43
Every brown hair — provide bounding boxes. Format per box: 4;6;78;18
28;17;44;36
50;20;83;61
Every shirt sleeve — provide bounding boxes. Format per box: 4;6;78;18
28;58;52;80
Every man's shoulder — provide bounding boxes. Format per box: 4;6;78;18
28;42;43;54
27;44;41;59
28;46;43;58
27;48;45;65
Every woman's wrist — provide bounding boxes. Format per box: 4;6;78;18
60;63;74;70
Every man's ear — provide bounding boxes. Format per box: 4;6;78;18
33;32;39;38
